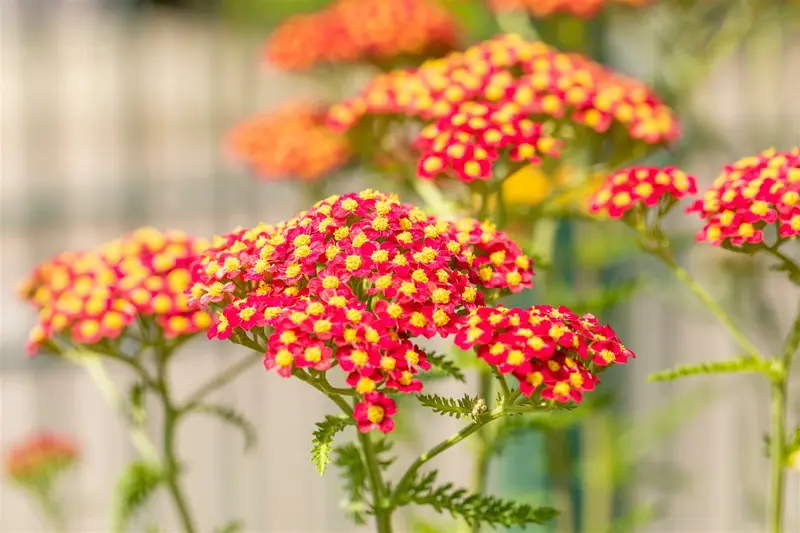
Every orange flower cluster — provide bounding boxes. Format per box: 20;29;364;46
265;0;460;71
486;0;651;19
454;305;633;404
589;166;697;219
21;228;211;354
4;433;78;485
329;34;678;182
227;102;353;183
688;147;800;246
190;190;533;431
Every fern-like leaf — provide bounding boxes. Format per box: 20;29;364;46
417;394;478;420
191;404;257;451
648;356;770;382
113;461;163;533
423;351;467;382
311;414;352;475
405;470;558;528
333;443;369;525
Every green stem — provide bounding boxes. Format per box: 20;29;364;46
359;431;393;533
768;380;786;533
182;351;262;409
34;485;67;533
470;371;495;533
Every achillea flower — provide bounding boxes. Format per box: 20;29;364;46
264;0;460;72
688;147;800;246
329;34;678;183
190;190;533;430
454;305;633;403
589;166;698;219
4;433;78;486
486;0;652;19
227;102;353;182
354;392;397;433
21;228;211;354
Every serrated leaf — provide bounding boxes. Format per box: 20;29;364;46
403;470;558;528
113;461;163;533
417;394;478;420
311;415;352;475
423;351;466;383
333;443;369;525
191;404;257;452
648;355;770;382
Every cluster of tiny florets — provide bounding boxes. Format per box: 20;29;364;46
328;34;678;183
226;102;353;182
264;0;460;72
190;190;533;431
688;147;800;246
4;433;78;486
21;228;211;354
589;166;698;219
454;305;633;403
486;0;652;19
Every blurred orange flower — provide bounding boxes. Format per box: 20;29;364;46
487;0;652;18
265;0;461;71
226;102;353;182
4;433;78;486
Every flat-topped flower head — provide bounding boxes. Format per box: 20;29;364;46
264;0;460;71
329;34;678;183
21;228;211;354
191;190;534;430
688;147;800;247
454;304;633;403
487;0;652;19
4;433;78;487
227;102;353;182
589;166;698;219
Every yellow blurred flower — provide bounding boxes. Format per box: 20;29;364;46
502;164;607;212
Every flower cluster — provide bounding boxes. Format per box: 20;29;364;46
589;166;698;218
454;305;633;403
264;0;460;72
226;102;353;182
190;190;534;431
688;147;800;246
329;34;678;183
4;433;79;486
22;228;211;354
486;0;651;19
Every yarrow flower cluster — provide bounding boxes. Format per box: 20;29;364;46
227;102;353;182
264;0;460;72
589;166;698;218
190;190;533;431
486;0;651;19
329;34;678;183
4;433;79;486
454;305;633;403
21;228;211;354
688;147;800;246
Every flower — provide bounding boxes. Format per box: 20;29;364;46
264;0;461;71
502;163;608;211
354;392;397;433
226;102;353;182
4;433;79;486
688;147;800;247
191;190;533;430
329;34;678;183
486;0;652;19
21;228;211;354
454;304;633;403
589;166;698;219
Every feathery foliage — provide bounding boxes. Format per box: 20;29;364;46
333;443;369;525
648;355;770;382
310;414;352;475
417;394;479;420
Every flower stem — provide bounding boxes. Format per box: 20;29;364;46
358;431;393;533
34;485;67;533
470;371;495;533
182;351;262;408
768;380;787;533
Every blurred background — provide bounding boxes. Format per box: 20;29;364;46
1;0;799;532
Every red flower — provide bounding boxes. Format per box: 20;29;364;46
486;0;653;19
354;392;397;433
589;166;698;219
4;432;79;486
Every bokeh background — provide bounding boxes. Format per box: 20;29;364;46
1;0;799;532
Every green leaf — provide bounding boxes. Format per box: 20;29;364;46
191;404;257;452
648;355;770;382
129;382;147;425
113;461;163;533
373;437;397;470
310;414;352;475
333;443;369;525
424;351;467;383
403;470;558;528
417;394;479;420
